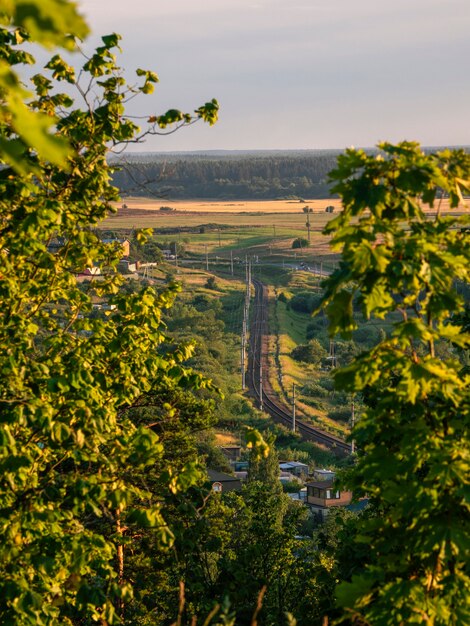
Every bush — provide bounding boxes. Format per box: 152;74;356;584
301;382;329;398
301;397;326;411
291;339;327;365
336;340;360;367
318;377;334;392
330;390;349;405
282;480;304;493
306;317;327;340
205;276;217;290
329;406;352;423
292;237;309;249
290;291;323;314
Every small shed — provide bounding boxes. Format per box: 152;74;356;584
279;461;309;477
313;468;336;482
220;446;242;461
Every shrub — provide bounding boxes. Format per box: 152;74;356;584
301;383;329;398
292;237;309;249
205;276;217;290
328;406;352;423
290;292;323;314
301;397;326;411
318;377;334;392
291;339;327;365
306;317;327;340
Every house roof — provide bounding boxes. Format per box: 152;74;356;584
279;461;309;470
305;479;335;489
207;469;240;484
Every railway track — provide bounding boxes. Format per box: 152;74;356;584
247;278;351;455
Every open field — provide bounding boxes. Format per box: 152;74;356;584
102;200;339;234
112;197;343;214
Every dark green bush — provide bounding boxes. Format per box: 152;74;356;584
291;339;327;365
292;237;309;249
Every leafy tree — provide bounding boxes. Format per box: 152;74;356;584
131;236;164;263
247;432;281;491
290;291;323;314
292;237;309;249
0;6;219;624
0;0;88;171
291;339;328;366
321;142;470;625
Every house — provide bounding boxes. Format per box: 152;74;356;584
117;259;139;274
207;469;242;493
279;471;303;486
312;468;336;482
287;488;307;502
279;461;309;477
305;479;352;520
102;238;130;257
220;446;242;461
232;461;249;472
234;470;248;481
79;266;101;276
47;237;66;253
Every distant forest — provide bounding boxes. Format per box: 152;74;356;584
111;147;469;200
110;150;343;199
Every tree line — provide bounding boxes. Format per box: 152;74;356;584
111;152;341;199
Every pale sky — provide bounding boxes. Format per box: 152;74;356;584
76;0;470;152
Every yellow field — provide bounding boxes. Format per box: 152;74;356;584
104;196;466;231
113;197;343;214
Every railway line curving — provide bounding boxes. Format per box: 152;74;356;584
247;278;351;455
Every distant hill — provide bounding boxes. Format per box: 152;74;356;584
110;147;469;200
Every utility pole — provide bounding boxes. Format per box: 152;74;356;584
259;362;263;411
218;229;221;247
351;396;356;454
241;258;251;390
328;340;337;368
241;317;246;390
292;383;296;432
230;250;234;275
306;214;311;243
205;244;209;271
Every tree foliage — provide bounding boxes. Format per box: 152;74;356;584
112;152;339;200
0;5;219;624
291;339;328;366
321;142;470;625
292;237;309;249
